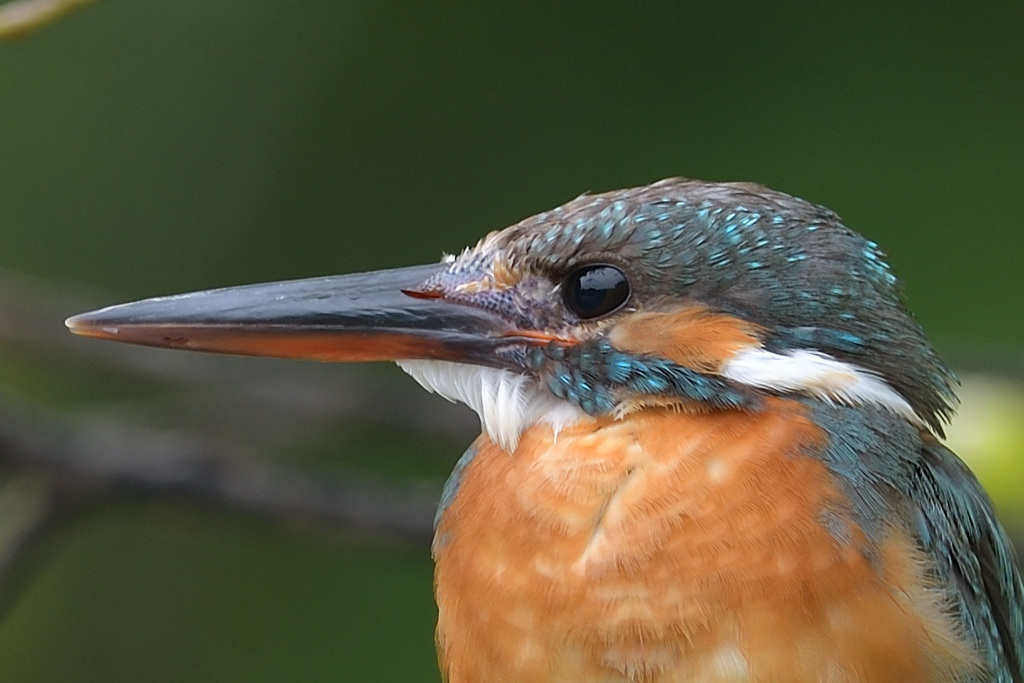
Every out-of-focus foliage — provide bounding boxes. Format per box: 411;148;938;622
948;373;1024;527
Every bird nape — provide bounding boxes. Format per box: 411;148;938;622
68;179;1023;683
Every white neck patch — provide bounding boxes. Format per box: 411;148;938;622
396;360;587;452
720;347;925;428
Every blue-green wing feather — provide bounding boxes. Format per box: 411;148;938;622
910;441;1024;683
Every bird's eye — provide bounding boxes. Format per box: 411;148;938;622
562;264;631;320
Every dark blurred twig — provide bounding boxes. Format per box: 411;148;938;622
0;0;96;40
0;473;68;603
0;388;443;610
0;392;441;542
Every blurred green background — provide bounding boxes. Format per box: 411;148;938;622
1;1;1022;680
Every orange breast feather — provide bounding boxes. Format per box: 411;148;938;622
433;399;978;682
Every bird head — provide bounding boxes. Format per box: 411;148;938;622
67;179;957;450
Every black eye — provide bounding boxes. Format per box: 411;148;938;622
562;264;631;319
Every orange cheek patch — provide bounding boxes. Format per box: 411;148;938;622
607;305;764;373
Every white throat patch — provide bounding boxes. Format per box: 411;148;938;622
396;360;587;451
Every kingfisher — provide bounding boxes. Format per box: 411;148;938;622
67;179;1023;682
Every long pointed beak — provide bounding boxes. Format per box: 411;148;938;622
65;264;526;366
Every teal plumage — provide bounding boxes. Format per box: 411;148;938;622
806;401;1023;681
911;442;1024;682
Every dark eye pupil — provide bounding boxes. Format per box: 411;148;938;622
563;264;631;319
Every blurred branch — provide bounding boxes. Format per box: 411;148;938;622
0;392;440;543
0;473;69;610
0;0;96;40
0;387;441;612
